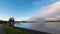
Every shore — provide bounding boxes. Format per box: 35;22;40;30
3;25;51;34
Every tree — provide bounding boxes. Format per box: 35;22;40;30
8;17;15;26
9;17;14;22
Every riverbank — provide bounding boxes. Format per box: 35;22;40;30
3;25;51;34
3;25;50;34
3;25;30;34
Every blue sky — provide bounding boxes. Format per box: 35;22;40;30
0;0;59;21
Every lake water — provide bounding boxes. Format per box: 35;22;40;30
14;22;60;34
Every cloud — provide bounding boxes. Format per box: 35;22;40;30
29;1;60;21
45;18;56;21
41;1;60;17
55;15;60;20
56;15;60;17
39;1;60;17
45;15;60;21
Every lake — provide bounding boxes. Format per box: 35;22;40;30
14;22;60;34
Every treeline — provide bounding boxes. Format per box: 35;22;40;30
0;20;4;24
0;20;8;24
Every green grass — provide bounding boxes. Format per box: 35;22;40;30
3;25;30;34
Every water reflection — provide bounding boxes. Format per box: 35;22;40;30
14;22;60;34
14;23;31;29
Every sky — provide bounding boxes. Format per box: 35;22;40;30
29;0;60;21
0;0;60;21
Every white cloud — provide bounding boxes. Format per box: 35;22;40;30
45;15;60;21
45;18;56;21
29;1;60;21
41;1;60;17
55;16;60;18
55;16;60;20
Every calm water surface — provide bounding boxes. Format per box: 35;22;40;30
14;22;60;34
14;23;31;29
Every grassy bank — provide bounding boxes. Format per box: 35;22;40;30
3;25;30;34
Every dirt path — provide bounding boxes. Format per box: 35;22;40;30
0;24;5;34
